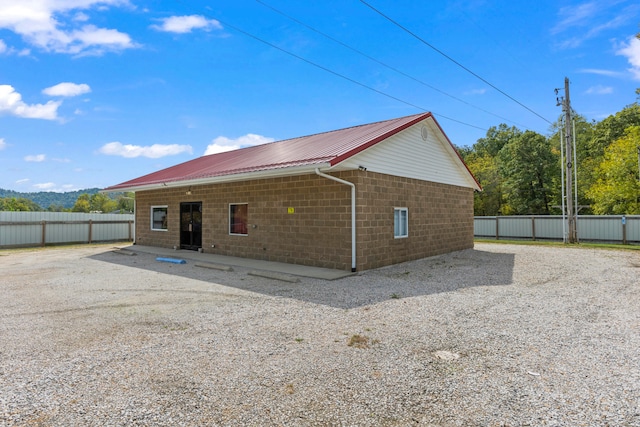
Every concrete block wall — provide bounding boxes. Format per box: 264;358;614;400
134;170;474;271
135;173;353;270
353;171;474;270
135;186;183;249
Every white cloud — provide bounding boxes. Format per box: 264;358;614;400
0;85;60;120
25;154;46;162
578;68;625;78
74;12;90;22
43;82;91;97
99;141;193;158
204;134;275;155
0;40;31;56
15;178;30;184
33;182;56;190
551;1;598;35
0;137;6;150
585;85;613;94
616;36;640;80
0;0;136;55
464;88;486;96
552;2;639;49
152;15;222;34
70;25;134;56
0;39;28;56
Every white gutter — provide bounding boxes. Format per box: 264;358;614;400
315;168;356;272
101;163;332;194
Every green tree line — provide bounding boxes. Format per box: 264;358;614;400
0;187;101;209
0;192;134;213
459;100;640;216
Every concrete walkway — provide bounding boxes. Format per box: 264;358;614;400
120;245;355;281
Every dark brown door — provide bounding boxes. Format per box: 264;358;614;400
180;202;202;250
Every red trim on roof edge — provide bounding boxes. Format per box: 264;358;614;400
329;112;432;166
429;115;482;191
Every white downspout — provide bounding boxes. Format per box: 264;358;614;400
315;168;356;272
133;196;137;244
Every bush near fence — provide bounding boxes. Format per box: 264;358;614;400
0;211;134;248
474;215;640;244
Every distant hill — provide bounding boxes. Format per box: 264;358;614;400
0;188;102;210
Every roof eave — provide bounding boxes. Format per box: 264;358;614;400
428;116;483;192
102;162;333;193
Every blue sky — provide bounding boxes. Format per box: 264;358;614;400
1;0;639;193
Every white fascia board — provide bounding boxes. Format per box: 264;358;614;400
102;163;332;193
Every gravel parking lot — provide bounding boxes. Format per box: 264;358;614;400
1;242;639;426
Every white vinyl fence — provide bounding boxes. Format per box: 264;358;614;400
475;215;640;244
0;212;134;248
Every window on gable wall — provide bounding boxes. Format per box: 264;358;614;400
151;206;168;231
229;203;248;235
394;207;408;238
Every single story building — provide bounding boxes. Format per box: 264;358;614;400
104;112;481;272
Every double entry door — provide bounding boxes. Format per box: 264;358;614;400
180;202;202;250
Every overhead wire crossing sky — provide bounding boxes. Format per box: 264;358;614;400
359;0;555;126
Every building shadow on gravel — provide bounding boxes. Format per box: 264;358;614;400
89;248;515;309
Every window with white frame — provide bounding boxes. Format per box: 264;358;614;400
151;206;168;231
229;203;248;235
394;207;408;238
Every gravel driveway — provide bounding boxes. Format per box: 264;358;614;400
1;243;639;426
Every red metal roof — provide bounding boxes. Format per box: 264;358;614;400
104;112;476;191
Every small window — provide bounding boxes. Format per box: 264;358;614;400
229;203;248;235
394;207;408;238
151;206;168;231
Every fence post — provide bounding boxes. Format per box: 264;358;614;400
622;216;627;245
495;217;499;240
128;220;133;241
532;217;536;241
88;219;93;243
41;220;46;247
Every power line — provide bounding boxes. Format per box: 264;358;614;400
174;0;488;131
255;0;527;128
457;8;531;72
359;0;554;126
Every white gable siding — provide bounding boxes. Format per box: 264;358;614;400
336;119;479;190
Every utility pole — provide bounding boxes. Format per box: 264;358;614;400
558;77;577;243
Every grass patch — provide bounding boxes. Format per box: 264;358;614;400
348;334;379;349
475;238;640;252
348;334;369;348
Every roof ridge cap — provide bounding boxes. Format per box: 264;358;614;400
274;112;430;143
